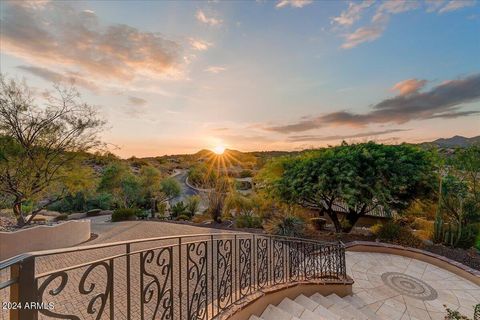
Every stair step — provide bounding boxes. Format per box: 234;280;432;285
299;308;327;320
310;293;334;308
261;305;295;320
294;294;320;312
325;294;350;309
249;316;264;320
312;303;342;320
327;294;373;320
277;298;305;318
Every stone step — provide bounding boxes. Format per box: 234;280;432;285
299;308;328;320
294;294;321;312
326;294;372;320
261;304;297;320
278;298;307;318
310;293;334;309
249;315;264;320
311;302;343;320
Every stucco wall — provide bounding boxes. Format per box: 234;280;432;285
0;220;91;261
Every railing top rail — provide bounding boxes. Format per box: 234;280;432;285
0;231;341;269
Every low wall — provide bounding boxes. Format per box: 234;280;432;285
0;220;91;261
346;241;480;285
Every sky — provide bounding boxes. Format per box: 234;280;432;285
1;0;479;158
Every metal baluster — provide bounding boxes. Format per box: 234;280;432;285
126;243;131;320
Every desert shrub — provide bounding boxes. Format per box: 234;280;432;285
157;202;167;216
239;169;253;178
111;208;139;222
457;224;479;249
171;201;187;219
235;215;262;229
55;213;69;221
310;217;327;231
371;221;423;248
264;214;307;237
176;214;190;221
136;211;149;219
185;196;200;218
86;193;114;210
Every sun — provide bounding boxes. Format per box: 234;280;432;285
212;145;226;155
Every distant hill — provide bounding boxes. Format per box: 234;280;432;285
423;135;480;148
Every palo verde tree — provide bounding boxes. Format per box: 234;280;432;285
272;142;435;233
0;76;105;226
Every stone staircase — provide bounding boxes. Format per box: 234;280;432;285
249;293;386;320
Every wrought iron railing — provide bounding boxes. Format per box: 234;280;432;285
0;233;347;320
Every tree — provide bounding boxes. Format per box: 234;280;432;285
272;142;435;232
0;76;105;225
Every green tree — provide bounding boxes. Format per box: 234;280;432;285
272;142;435;232
0;77;105;225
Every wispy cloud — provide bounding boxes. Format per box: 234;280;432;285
438;0;476;13
205;66;227;74
335;0;475;49
16;65;100;92
128;96;147;106
196;10;222;26
265;73;480;133
276;0;313;9
392;78;427;95
189;38;212;51
331;0;374;27
1;1;184;86
287;129;409;142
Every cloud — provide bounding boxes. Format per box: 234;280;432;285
438;0;476;13
287;129;409;142
189;38;212;51
276;0;313;8
205;66;227;74
265;73;480;132
1;1;183;85
195;10;222;26
341;24;386;49
392;78;427;95
128;96;147;106
331;0;375;27
16;65;100;92
336;0;474;49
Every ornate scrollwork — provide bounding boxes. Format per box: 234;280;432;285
273;240;284;284
288;242;301;281
216;239;232;310
239;238;252;295
187;241;208;320
38;261;112;320
256;237;268;288
140;247;173;320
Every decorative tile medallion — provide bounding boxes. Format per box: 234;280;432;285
381;272;438;300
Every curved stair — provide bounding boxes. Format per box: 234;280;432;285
249;293;391;320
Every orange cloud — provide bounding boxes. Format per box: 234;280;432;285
392;79;427;95
1;1;184;85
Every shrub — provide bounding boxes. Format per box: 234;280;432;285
136;211;149;220
55;213;69;221
371;221;423;248
86;193;114;211
111;208;139;222
264;214;306;237
171;201;187;219
310;217;327;231
235;215;262;229
239;169;253;178
176;214;190;221
192;212;212;224
185;196;200;218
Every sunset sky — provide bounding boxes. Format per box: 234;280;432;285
1;0;479;158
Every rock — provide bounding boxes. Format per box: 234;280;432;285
99;210;113;216
86;209;102;217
